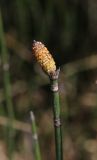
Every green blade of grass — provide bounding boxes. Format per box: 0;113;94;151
30;111;41;160
0;10;15;160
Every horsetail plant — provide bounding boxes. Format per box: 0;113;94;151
32;40;63;160
30;111;41;160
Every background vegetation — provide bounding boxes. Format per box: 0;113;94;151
0;0;97;159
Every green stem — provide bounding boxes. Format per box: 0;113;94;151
30;111;41;160
0;11;15;160
50;69;63;160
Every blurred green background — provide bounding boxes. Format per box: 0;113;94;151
0;0;97;160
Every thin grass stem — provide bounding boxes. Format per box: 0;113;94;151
30;111;41;160
0;11;15;160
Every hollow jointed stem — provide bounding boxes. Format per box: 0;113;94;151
50;69;63;160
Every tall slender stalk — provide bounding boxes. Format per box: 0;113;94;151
50;69;63;160
0;11;15;160
32;40;63;160
30;111;41;160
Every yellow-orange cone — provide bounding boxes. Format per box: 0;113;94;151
32;40;56;75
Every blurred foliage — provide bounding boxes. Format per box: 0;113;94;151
0;0;97;160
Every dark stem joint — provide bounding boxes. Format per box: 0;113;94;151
51;83;58;92
54;118;61;127
49;68;60;80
